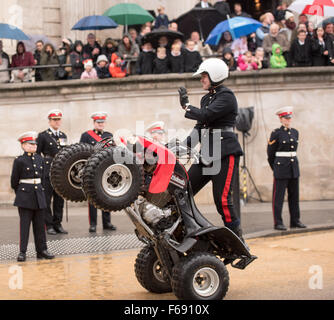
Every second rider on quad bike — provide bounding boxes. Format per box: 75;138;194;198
178;58;245;243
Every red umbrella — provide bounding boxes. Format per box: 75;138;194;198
288;0;334;17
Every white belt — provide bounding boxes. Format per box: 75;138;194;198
275;152;297;157
19;178;41;184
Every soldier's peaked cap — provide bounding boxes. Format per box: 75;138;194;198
146;121;165;134
275;106;293;118
91;111;108;122
18;131;38;144
48;109;63;119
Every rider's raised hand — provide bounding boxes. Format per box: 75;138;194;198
178;87;189;109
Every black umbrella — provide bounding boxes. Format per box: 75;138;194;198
175;7;225;41
142;28;185;48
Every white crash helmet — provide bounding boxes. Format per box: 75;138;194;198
193;58;229;84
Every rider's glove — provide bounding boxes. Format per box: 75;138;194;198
178;87;189;109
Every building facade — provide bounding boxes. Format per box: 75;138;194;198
1;0;292;54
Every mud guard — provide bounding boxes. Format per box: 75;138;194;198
165;226;252;258
193;226;252;258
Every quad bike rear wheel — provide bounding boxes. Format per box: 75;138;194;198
135;246;172;293
82;147;144;212
50;143;95;202
171;252;229;300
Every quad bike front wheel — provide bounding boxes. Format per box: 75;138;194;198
135;246;172;293
82;147;144;211
171;252;229;300
50;143;95;202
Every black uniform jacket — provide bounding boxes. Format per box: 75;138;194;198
11;152;47;210
80;130;113;145
267;126;300;179
37;129;67;175
184;85;243;162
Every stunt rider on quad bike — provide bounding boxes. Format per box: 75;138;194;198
50;59;256;300
179;58;245;242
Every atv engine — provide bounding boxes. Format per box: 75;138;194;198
141;201;174;230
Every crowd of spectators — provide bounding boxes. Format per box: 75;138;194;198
0;1;333;83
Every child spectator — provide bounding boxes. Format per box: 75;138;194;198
136;42;155;75
169;43;184;73
154;6;169;29
183;40;202;73
289;30;312;67
95;55;110;79
173;38;186;53
153;47;170;74
237;51;258;71
70;40;84;79
222;47;237;71
254;47;269;69
109;53;127;78
158;36;169;50
270;43;287;68
80;59;98;80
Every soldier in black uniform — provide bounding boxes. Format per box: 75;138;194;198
178;58;245;241
11;132;54;262
37;109;68;235
80;112;117;233
267;106;307;231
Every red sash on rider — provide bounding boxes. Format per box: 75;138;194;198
87;130;102;142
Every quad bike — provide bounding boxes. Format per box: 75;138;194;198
50;135;257;300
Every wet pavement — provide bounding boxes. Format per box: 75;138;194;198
1;200;334;246
1;230;334;300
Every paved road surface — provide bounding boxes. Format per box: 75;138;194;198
1;230;333;300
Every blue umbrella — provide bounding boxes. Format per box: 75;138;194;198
0;23;29;40
205;17;262;45
72;15;118;30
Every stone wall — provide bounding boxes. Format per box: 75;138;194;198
0;67;333;204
